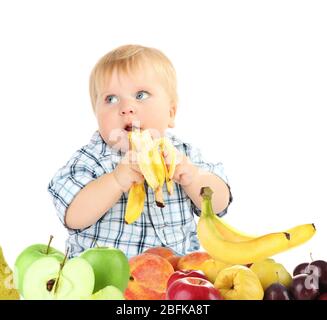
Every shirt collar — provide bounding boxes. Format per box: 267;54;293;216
89;131;122;157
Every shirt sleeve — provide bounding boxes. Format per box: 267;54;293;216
47;151;99;228
183;143;233;217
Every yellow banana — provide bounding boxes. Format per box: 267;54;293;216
156;137;176;178
125;129;177;223
148;143;166;207
209;206;316;248
155;137;176;195
197;187;291;265
125;182;146;224
129;129;177;208
130;130;159;190
210;215;254;242
124;131;146;224
285;223;316;249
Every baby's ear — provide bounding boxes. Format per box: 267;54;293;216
168;104;177;128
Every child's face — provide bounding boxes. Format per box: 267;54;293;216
95;64;176;151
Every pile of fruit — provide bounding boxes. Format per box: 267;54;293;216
123;247;327;300
0;139;325;300
1;239;326;300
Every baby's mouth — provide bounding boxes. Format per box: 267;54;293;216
124;124;142;132
124;125;133;132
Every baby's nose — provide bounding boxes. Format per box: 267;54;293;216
120;104;135;115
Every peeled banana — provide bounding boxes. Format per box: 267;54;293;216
124;129;177;224
197;187;316;265
155;137;176;195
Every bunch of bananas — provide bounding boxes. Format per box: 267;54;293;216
197;187;316;265
124;129;177;224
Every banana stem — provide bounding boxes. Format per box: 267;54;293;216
200;187;213;200
200;187;215;218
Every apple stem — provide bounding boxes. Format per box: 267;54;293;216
310;252;314;262
53;247;70;295
46;235;54;255
61;247;70;267
276;271;280;284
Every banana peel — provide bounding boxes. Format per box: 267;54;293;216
125;183;146;224
124;129;177;224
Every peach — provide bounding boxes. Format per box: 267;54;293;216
124;253;174;300
167;255;181;271
124;280;166;300
177;251;211;271
143;246;181;271
143;246;175;259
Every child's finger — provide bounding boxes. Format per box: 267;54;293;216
128;150;139;165
172;165;186;181
131;163;142;174
162;148;171;172
133;172;145;184
163;149;169;158
122;150;135;165
162;147;170;162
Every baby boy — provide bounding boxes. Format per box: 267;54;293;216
48;44;232;259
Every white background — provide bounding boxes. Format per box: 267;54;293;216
0;0;326;274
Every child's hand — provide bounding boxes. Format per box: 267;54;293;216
163;148;199;187
113;151;144;192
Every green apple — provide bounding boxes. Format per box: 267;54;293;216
23;256;95;299
87;285;125;300
250;259;292;290
14;239;64;295
80;246;130;293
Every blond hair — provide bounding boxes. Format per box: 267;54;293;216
89;44;178;111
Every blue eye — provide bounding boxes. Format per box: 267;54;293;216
105;95;119;104
136;90;150;100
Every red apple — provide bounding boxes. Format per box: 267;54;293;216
165;277;223;300
166;270;208;289
318;292;327;300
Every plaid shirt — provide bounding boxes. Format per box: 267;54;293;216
48;130;232;259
